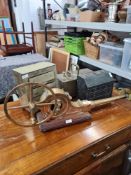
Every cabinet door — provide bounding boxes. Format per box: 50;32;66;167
0;0;10;17
75;144;128;175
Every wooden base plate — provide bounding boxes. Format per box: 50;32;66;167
36;112;91;132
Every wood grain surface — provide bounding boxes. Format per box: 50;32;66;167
0;99;131;175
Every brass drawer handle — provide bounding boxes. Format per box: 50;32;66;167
91;145;111;159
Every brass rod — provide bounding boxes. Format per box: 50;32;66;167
8;105;29;110
36;102;55;107
91;95;126;106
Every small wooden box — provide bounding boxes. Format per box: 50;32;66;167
80;10;104;22
84;40;99;59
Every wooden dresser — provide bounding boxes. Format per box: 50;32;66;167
0;99;131;175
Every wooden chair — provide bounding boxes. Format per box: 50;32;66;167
0;21;36;56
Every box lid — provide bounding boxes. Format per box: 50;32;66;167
99;42;123;51
13;62;55;74
78;70;114;88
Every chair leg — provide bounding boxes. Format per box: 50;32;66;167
31;22;36;53
2;21;8;50
22;22;26;44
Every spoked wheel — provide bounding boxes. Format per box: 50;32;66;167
4;82;57;127
43;94;70;118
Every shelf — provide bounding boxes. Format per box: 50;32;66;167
79;55;131;80
45;20;131;33
45;20;131;80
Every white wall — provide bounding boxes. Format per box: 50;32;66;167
12;0;43;32
29;0;43;31
12;0;76;33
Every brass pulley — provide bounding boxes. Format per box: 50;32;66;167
4;82;58;127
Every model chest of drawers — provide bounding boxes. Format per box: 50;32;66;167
13;61;57;98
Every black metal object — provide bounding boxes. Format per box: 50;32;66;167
45;26;48;42
8;0;19;43
75;0;78;5
42;0;47;19
42;0;48;56
57;73;77;98
14;0;17;7
77;70;114;100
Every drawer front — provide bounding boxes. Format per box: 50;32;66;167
89;128;129;160
37;126;131;175
29;71;55;84
75;144;128;175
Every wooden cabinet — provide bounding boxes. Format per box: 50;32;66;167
0;0;10;17
1;99;131;175
40;126;131;175
75;144;128;175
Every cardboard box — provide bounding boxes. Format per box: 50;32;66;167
80;10;104;22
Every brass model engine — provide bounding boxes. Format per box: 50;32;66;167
4;82;127;131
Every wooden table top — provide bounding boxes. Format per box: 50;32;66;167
0;99;131;175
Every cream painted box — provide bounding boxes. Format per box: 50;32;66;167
13;62;57;99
